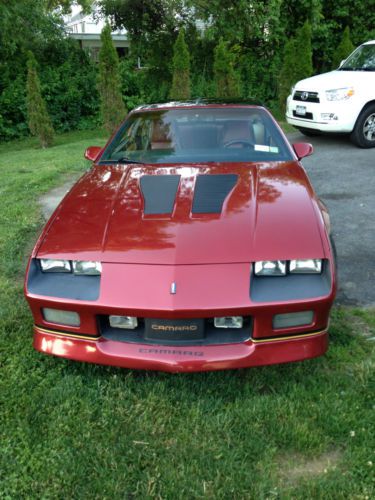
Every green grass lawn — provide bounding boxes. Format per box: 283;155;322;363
0;130;374;499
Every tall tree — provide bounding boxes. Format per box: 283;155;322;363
97;23;126;133
295;21;313;81
332;26;355;68
278;38;297;110
26;51;54;148
213;38;240;98
170;29;191;100
278;21;313;109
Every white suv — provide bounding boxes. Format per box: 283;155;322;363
286;40;375;148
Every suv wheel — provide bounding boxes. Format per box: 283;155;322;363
351;104;375;148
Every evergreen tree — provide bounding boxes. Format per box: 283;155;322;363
278;38;297;110
98;23;126;133
170;29;191;100
332;26;355;69
26;51;54;148
213;38;240;98
278;21;313;110
294;21;313;82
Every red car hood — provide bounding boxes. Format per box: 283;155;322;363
36;162;326;264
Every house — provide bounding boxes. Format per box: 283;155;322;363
64;5;130;61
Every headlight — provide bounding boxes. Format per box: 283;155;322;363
40;259;71;273
254;259;323;276
290;259;322;274
72;261;102;275
254;260;287;276
325;87;354;101
38;259;102;275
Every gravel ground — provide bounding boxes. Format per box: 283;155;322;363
289;131;375;306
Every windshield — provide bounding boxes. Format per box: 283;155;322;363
340;43;375;71
100;107;293;164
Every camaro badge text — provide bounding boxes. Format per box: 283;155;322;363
170;282;177;294
151;324;198;332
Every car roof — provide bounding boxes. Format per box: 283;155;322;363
134;98;264;112
363;40;375;45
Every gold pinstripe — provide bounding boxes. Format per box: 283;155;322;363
251;329;326;343
34;326;100;341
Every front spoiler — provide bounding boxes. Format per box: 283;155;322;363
34;326;328;373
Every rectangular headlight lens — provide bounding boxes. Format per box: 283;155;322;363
43;308;80;327
214;316;243;329
40;259;71;273
73;261;102;275
109;315;138;329
290;259;322;274
273;311;314;329
254;260;286;276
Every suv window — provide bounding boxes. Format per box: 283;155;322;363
340;44;375;71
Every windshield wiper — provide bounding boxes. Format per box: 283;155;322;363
116;156;145;164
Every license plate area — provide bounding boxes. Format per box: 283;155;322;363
295;105;307;116
144;318;205;341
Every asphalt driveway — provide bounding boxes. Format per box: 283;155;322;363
40;132;374;306
288;131;375;306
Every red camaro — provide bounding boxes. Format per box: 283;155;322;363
24;100;336;372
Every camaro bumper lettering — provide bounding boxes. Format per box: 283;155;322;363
139;348;204;356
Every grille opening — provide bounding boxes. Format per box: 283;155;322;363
293;91;320;103
98;316;252;346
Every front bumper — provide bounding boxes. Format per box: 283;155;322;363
34;325;328;373
286;95;359;133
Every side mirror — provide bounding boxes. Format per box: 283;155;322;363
339;59;346;68
84;146;102;162
293;142;313;160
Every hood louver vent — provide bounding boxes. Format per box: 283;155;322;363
140;175;181;215
192;174;238;214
